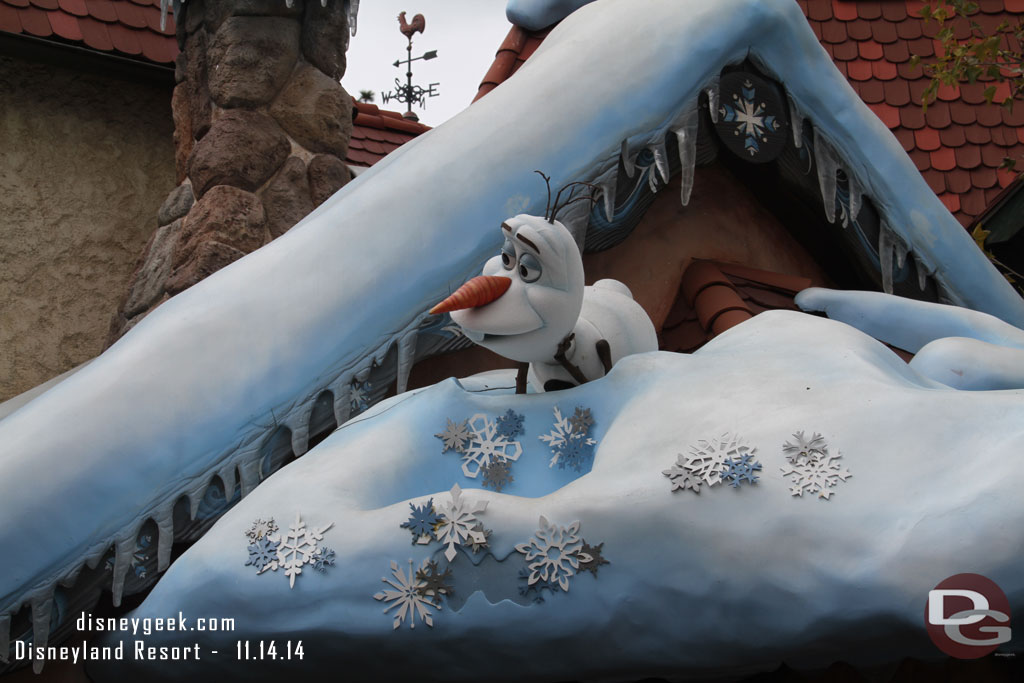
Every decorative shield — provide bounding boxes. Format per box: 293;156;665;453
714;71;789;163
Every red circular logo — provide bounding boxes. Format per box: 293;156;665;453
925;573;1012;659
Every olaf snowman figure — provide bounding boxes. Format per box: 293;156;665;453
430;175;657;393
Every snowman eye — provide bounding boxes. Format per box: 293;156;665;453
500;239;516;270
518;252;542;282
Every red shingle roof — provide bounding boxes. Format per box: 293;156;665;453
0;0;177;63
475;1;1024;226
473;24;551;103
804;0;1024;226
348;101;431;167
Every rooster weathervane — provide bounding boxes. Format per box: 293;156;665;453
381;11;440;121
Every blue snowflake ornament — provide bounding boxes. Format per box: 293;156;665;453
400;498;440;544
312;547;336;573
495;409;525;440
245;537;281;571
719;454;763;488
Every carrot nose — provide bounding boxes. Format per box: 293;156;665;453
430;275;512;314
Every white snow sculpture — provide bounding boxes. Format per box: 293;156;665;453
431;212;657;392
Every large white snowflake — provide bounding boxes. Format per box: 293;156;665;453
781;451;852;500
684;433;752;487
374;559;438;629
515;516;592;592
434;483;488;561
254;512;334;588
460;413;522;478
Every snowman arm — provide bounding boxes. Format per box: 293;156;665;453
515;362;529;394
596;339;612;374
554;333;589;385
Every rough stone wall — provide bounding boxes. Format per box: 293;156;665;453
0;55;175;402
108;0;354;344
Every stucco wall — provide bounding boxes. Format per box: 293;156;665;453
0;55;175;401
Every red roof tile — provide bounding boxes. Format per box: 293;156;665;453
347;100;431;168
0;0;176;64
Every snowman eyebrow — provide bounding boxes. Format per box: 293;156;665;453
515;234;540;254
501;223;512;233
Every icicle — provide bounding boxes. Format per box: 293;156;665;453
355;364;372;383
290;407;311;457
155;509;174;572
239;459;260;498
879;222;894;295
348;0;360;36
188;479;208;519
705;76;720;123
620;140;635;178
85;544;107;571
813;134;839;223
599;178;616;222
0;612;10;664
59;564;82;588
30;590;53;673
219;463;237;501
111;536;135;607
159;0;169;33
671;100;700;207
396;330;418;394
847;173;862;224
895;242;908;270
915;254;930;290
648;140;670;185
787;94;805;149
333;379;352;426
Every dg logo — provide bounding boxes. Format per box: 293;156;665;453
926;573;1012;659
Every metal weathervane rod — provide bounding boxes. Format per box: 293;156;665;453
381;11;440;120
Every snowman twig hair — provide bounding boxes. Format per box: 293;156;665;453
534;170;554;221
550;181;600;224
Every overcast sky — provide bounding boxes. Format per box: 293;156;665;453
344;1;513;127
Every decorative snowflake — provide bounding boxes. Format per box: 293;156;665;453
577;541;609;577
132;534;152;578
374;559;439;629
719;453;763;488
350;379;372;414
245;518;279;541
495;409;525;440
719;79;780;155
683;433;752;488
245;536;281;572
568;407;594;434
781;451;852;500
248;512;334;588
460;413;523;478
782;431;827;465
415;560;454;600
400;498;440;545
517;567;560;603
312;547;336;573
466;523;491;554
481;459;514;492
435;484;489;561
539;406;598;471
435;418;471;454
662;457;703;493
515;516;592;592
